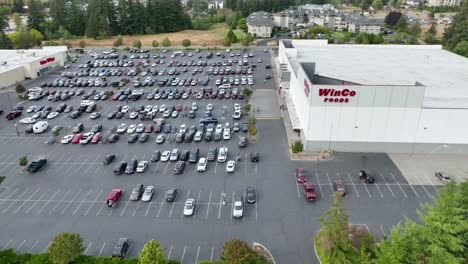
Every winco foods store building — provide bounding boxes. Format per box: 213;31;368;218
278;40;468;154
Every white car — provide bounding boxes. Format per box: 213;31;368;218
171;110;179;118
156;134;165;144
183;199;196;216
191;102;198;111
206;104;213;111
179;124;187;134
136;123;145;133
47;111;59;119
121;105;130;113
141;186;155;202
129;112;138;119
116;123;127;133
170;149;179;161
127;124;137;134
232;198;243;218
152;105;159;112
234;103;241;112
194;131;203;142
223;130;231;140
161;151;171;161
136;161;148;173
144;105;153;112
197;158;207;172
26;105;37;113
226;160;236;173
232;110;242;120
19;117;36;124
215;124;223;134
79;132;94;144
159;104;167;113
61;135;74;144
218;147;228;162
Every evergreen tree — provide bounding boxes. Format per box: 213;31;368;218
27;0;45;33
85;0;110;39
443;0;468;50
67;0;86;36
12;0;24;13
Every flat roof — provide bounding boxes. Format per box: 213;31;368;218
284;40;468;108
0;46;67;74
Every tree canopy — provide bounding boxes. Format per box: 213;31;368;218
443;0;468;56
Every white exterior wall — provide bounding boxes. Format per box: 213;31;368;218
248;25;273;38
0;66;25;87
24;52;65;78
428;0;461;6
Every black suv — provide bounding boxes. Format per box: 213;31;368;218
112;238;130;259
113;161;127;175
180;150;190;161
103;154;115;165
125;159;138;174
173;161;185;174
207;147;217;161
189;148;199;163
27;158;47;173
151;150;161;162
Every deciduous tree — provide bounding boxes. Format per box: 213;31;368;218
27;0;45;33
139;240;166;264
220;239;267;264
48;232;84;264
161;37;171;47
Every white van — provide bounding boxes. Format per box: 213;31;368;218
80;100;93;107
28;87;42;93
33;121;49;134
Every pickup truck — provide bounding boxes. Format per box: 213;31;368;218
27;158;47;173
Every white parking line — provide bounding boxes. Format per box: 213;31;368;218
412;173;432;198
389;172;407;198
217;192;223;219
73;189;93;215
205;191;212;220
156;194;166;218
132;201;141;216
49;189;71;215
84;242;93;254
16;240;26;251
293;170;300;198
326;172;334;194
43;241;52;252
60;189;82;215
85;189;103;216
30;240;39;251
374;181;384;198
145;201;153;217
422;172;439;192
13;188;41;214
2;188;30;214
167;245;173;259
36;189;61;215
120;200;131;216
98;242;106;256
345;173;360;197
378;172;395;198
379;225;386;236
2;240;13;249
314;172;324;198
195;246;200;264
210;247;214;261
181;245;187;263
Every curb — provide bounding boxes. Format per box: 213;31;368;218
252;242;276;264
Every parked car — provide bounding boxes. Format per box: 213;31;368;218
250;152;259;162
232;196;243;218
106;189;122;207
165;188;178;202
27;158;47;173
435;172;451;184
151;150;161;162
113;161;127;175
103;154;115;165
173;161;185;174
246;187;256;204
359;170;375;184
136;161;148;173
112;238;130;259
296;168;307;183
333;180;346;196
303;182;317;201
129;184;144;201
183;199;196;216
141;186;155;202
125;159;138;174
197;158;207;172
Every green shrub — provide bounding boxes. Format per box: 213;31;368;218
19;156;28;166
15;83;25;93
291;140;304;153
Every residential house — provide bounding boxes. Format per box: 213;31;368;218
247;11;274;38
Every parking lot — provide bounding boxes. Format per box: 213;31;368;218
0;47;443;263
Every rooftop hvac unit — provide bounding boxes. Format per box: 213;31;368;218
1;61;7;65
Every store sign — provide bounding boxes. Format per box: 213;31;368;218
39;57;55;65
303;79;310;97
319;88;357;103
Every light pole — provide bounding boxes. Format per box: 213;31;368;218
6;93;19;136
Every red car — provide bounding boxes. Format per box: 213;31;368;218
91;132;102;143
5;111;22;120
333;180;346;196
71;133;83;144
175;104;183;112
144;124;154;133
211;91;218;98
106;188;122;207
296;168;307;183
303;182;317;201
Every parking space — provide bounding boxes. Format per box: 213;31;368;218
0;237;223;262
0;186;258;222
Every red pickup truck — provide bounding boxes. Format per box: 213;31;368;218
106;189;122;207
303;182;317;201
